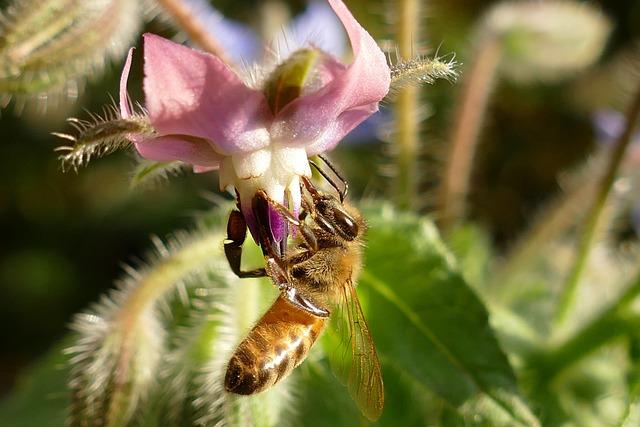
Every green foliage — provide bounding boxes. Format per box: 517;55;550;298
3;204;640;426
0;341;69;427
0;204;540;426
130;160;188;190
2;0;639;426
446;224;493;290
0;0;142;107
359;204;538;426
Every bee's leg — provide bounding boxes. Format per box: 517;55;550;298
267;258;329;317
224;210;267;278
265;257;288;288
299;176;338;226
301;176;322;200
254;190;302;227
309;155;348;202
253;189;322;253
287;288;330;317
297;224;319;251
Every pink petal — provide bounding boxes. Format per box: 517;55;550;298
193;165;218;173
142;34;272;155
304;106;377;155
135;135;224;168
271;0;390;154
315;50;347;85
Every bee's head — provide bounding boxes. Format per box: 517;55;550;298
314;195;360;241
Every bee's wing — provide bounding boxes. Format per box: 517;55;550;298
330;279;384;421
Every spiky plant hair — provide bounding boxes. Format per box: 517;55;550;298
54;104;155;171
0;0;143;111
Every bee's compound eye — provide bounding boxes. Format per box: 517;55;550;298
333;208;358;240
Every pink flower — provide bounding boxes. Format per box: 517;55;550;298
119;0;390;243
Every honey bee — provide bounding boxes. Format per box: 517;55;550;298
223;164;384;421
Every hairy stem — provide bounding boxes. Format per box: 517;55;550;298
393;0;421;211
530;273;640;380
155;0;231;63
492;162;601;292
117;234;220;331
104;234;220;424
555;81;640;327
495;185;595;290
438;36;502;231
67;229;225;426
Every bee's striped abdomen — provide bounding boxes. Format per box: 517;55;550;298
225;295;326;395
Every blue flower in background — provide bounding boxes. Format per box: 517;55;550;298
183;0;262;63
185;0;386;144
187;0;347;64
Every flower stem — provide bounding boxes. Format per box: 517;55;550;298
77;231;222;427
155;0;232;63
554;80;640;327
492;157;602;292
118;234;221;330
530;272;640;380
438;36;502;231
393;0;421;211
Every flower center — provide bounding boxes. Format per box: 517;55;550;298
219;143;311;243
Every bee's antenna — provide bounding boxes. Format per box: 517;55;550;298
318;154;349;200
309;154;349;202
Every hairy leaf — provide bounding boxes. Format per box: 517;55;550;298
66;230;225;426
0;342;69;427
130;159;189;190
323;203;539;426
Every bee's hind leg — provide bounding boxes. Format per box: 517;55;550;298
252;192;328;317
265;257;329;318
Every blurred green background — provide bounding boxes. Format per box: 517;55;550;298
0;0;638;403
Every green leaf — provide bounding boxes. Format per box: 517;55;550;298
446;223;493;290
622;334;640;425
294;359;362;427
353;203;539;426
129;160;188;190
0;343;69;427
297;356;445;426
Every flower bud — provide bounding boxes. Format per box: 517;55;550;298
480;0;611;83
